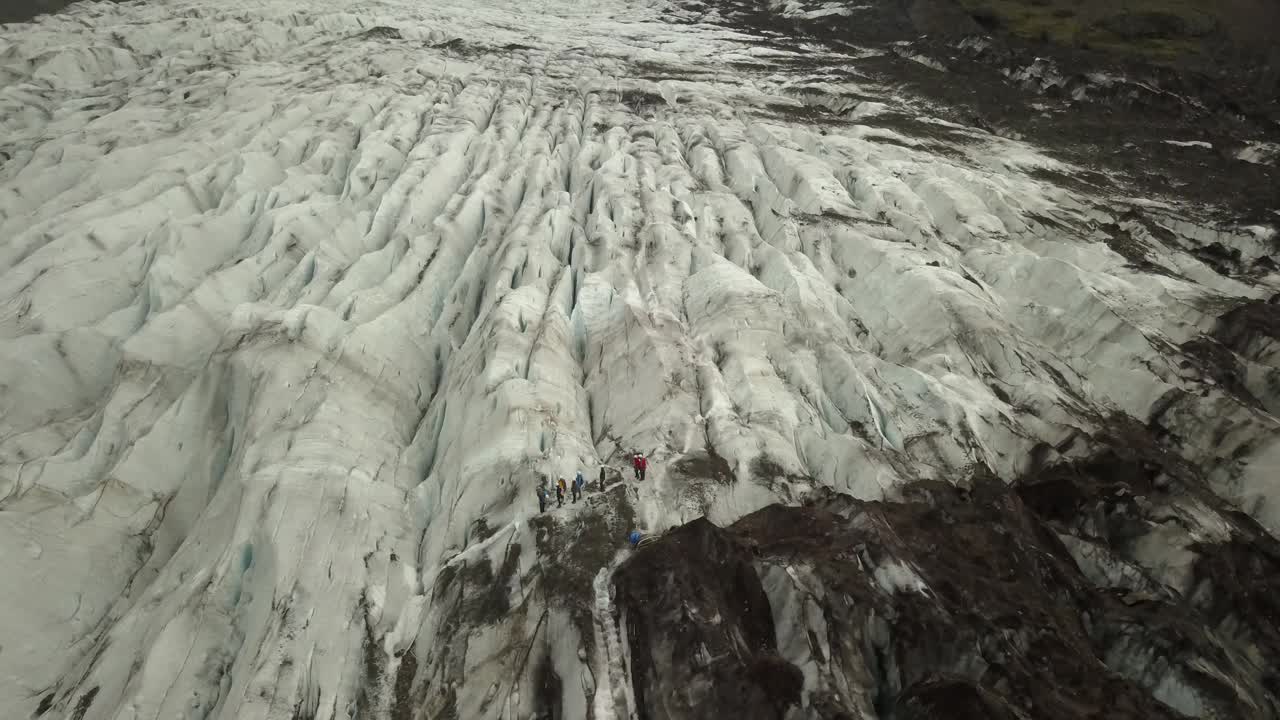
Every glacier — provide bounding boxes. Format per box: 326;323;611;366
1;0;1278;717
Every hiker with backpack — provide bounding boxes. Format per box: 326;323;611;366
572;471;585;503
556;477;567;507
536;483;548;513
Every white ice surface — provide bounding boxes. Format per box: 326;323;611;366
1;0;1278;717
1237;142;1278;166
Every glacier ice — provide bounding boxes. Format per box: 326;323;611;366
1;0;1277;717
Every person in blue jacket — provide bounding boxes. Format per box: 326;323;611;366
572;471;585;503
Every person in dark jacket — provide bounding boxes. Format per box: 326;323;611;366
598;466;606;492
536;484;548;513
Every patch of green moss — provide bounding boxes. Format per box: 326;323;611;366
957;0;1220;63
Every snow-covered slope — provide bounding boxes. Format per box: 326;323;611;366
1;0;1277;717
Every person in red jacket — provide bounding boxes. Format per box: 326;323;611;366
632;453;648;481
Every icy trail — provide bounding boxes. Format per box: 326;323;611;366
0;0;1277;716
591;561;635;720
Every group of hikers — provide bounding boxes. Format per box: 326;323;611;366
535;452;649;513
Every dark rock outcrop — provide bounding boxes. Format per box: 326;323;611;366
614;440;1280;719
1213;297;1280;361
614;517;801;720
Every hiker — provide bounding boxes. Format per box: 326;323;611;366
572;471;584;503
598;466;606;492
633;453;648;481
536;483;548;513
556;477;567;507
